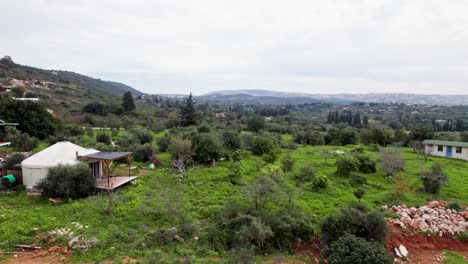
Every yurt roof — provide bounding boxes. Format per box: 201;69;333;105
21;141;98;169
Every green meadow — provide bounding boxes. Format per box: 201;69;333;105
1;141;467;262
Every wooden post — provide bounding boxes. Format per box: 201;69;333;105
127;156;132;177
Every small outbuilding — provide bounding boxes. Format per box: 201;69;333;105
21;141;98;188
423;140;468;161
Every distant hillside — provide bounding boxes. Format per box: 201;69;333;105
203;89;468;105
197;93;326;105
0;56;141;112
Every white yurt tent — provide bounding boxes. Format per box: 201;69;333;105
21;141;98;188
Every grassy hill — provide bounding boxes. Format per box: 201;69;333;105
0;56;141;112
1;136;467;262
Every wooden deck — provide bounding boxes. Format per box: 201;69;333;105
96;176;138;190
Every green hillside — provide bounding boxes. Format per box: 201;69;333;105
0;56;141;112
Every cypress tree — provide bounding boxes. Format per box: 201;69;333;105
122;91;136;111
180;93;199;126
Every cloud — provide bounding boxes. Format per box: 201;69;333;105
1;0;467;94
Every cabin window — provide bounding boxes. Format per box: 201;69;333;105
456;147;462;154
437;145;443;152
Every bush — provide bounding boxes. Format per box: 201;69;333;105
38;163;95;199
192;133;225;163
354;188;366;202
228;159;243;185
312;175;329;190
446;202;463;212
134;129;153;144
247;116;266;133
82;102;107;116
5;153;26;170
321;207;388;245
327;234;392;264
420;163;448;194
251;136;275;156
222;131;241;151
356;154;377;174
336;156;358;177
157;135;171;152
197;124;211;133
167;138;193;160
116;132;140;149
350;173;367;187
262;151;278;164
281;153;295;172
205;203;314;252
131;144;154;162
293;164;316;184
96;133;111;145
380;148;405;177
4;127;38;151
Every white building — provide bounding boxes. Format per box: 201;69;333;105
423;140;468;161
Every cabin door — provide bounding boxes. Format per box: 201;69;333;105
446;146;452;157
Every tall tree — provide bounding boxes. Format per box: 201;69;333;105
363;116;369;127
353;112;362;126
122;91;136;111
180;93;199;126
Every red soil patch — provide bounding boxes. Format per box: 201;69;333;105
387;221;468;263
3;246;71;264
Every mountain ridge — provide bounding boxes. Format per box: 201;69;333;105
201;89;468;105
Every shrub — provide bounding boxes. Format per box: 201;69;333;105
82;102;107;116
228;159;243;185
262;151;278;164
354;188;366;202
167;138;193;160
192;133;225;163
247;116;266;133
251;136;275;156
4;127;38;151
38;163;95;199
281;153;295;172
312;175;329;190
327;234;392;264
445;202;463;212
205;204;314;252
380;148;405;177
157;135;171;152
134;129;153;144
116;132;140;149
131;144;154;162
293;164;316;184
197;124;211;133
96;133;111;145
260;164;284;183
5;153;26;170
420;163;448;194
336;156;358;177
222;130;241;151
350;173;367;187
262;211;315;250
356;154;377;174
321;207;388;245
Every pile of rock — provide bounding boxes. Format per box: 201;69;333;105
388;201;468;236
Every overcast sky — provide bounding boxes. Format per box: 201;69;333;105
1;0;468;95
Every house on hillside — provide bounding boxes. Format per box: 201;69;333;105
215;112;226;119
21;141;137;191
423;140;468;161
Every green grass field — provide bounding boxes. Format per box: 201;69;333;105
1;143;467;262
